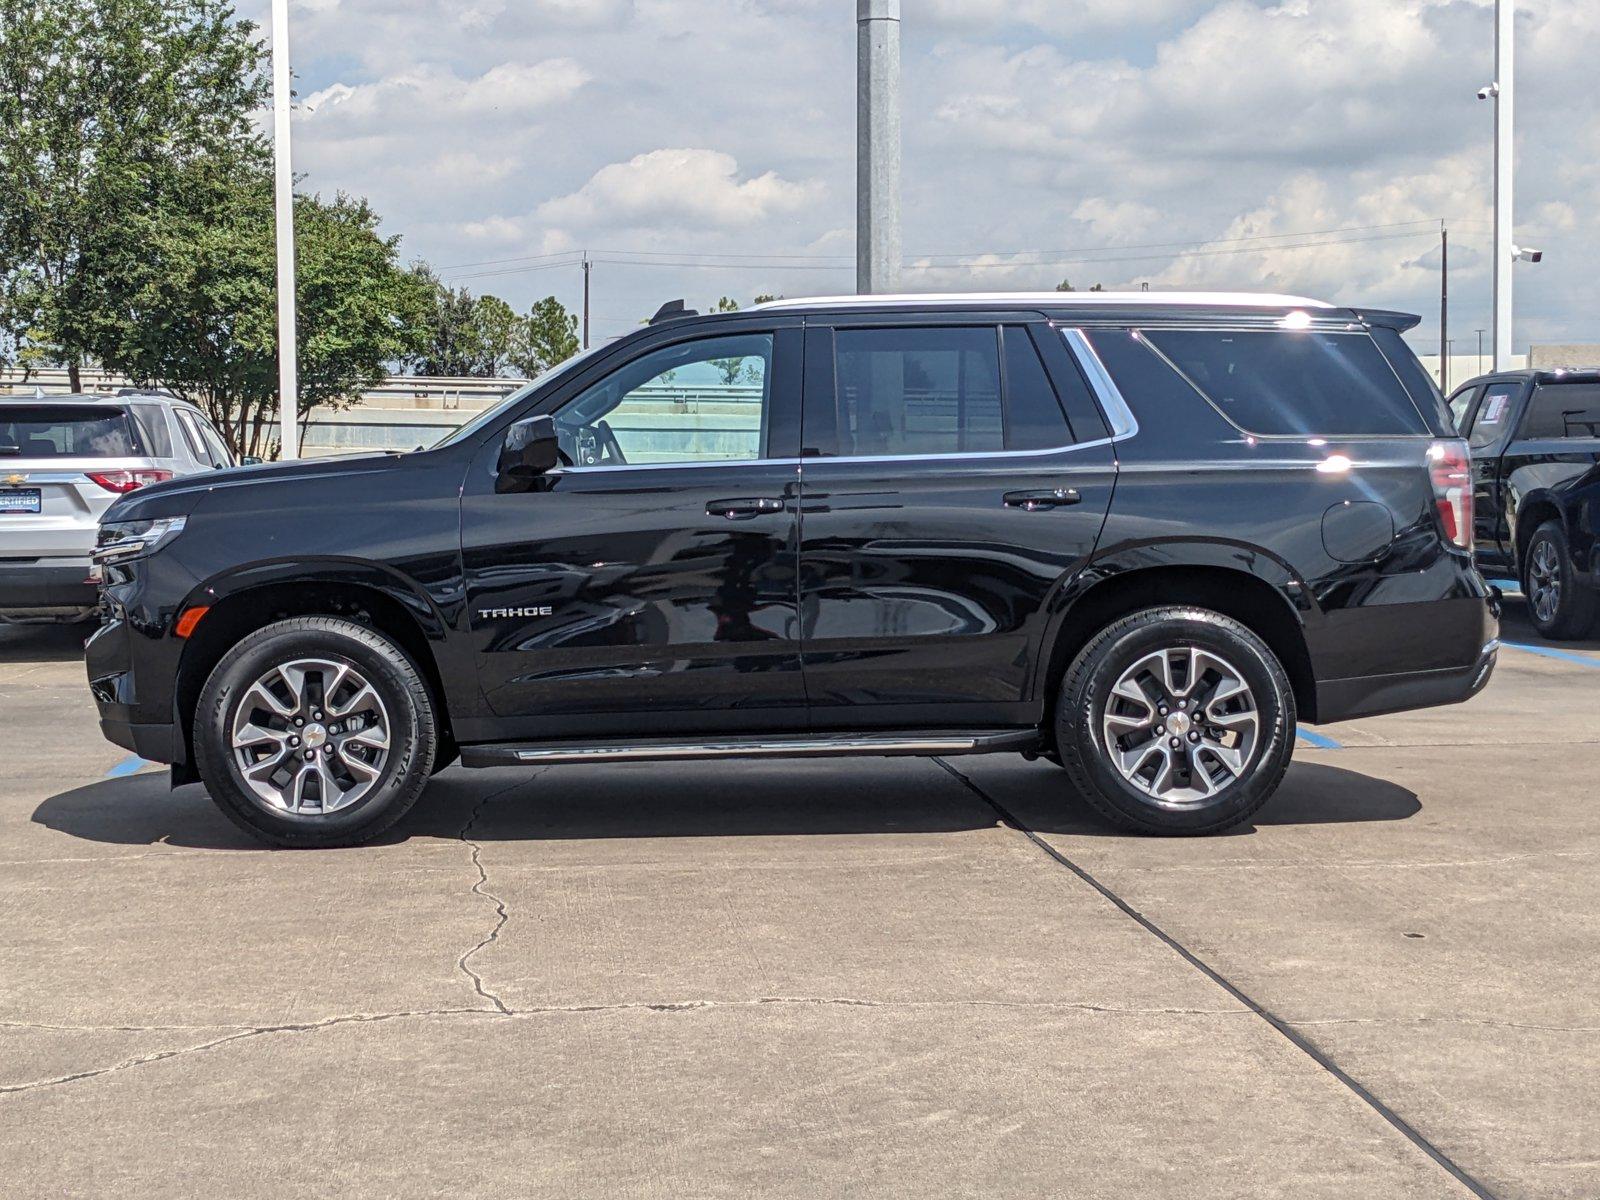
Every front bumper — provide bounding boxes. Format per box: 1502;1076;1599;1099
0;559;99;616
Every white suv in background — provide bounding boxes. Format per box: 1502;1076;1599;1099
0;393;238;621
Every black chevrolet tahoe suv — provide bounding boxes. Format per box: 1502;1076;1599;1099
1447;367;1600;638
87;293;1499;847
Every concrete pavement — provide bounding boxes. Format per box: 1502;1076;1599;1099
1;609;1596;1198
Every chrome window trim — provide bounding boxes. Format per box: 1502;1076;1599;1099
1060;327;1140;440
552;457;802;475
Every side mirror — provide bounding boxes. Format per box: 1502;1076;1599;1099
496;415;561;493
240;456;262;466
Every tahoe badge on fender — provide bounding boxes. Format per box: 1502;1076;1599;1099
479;606;554;620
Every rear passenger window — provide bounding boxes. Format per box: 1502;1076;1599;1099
1468;384;1519;449
833;327;1003;456
1000;326;1075;450
1521;383;1600;440
1141;329;1427;437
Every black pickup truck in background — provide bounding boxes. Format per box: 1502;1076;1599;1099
1449;368;1600;638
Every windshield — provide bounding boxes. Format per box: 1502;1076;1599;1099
429;344;610;450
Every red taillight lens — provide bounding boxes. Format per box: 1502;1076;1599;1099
1428;440;1472;552
86;469;173;494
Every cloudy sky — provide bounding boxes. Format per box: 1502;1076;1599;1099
246;0;1598;358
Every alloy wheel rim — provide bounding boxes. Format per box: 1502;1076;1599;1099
1529;540;1561;624
1100;645;1260;806
229;658;391;815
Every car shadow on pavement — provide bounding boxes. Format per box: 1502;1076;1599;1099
0;621;90;663
1497;597;1600;652
33;758;1418;851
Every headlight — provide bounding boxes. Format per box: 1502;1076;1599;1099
94;516;188;565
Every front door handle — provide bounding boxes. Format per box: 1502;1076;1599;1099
1003;488;1082;511
708;497;786;519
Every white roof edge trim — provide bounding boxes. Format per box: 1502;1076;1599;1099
753;291;1336;311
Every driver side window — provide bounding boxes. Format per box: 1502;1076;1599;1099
556;333;773;467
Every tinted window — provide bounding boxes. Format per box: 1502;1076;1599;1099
1001;326;1075;449
173;409;206;460
0;407;139;457
1371;326;1452;433
130;405;174;457
1521;383;1600;440
1082;328;1214;423
1446;386;1477;434
1469;383;1520;449
195;414;234;466
557;333;772;466
1142;329;1427;436
830;326;1002;457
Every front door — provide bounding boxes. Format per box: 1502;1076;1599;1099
460;320;806;740
796;316;1118;730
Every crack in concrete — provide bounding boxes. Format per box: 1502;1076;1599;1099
454;780;531;1017
0;1007;496;1097
0;995;1248;1097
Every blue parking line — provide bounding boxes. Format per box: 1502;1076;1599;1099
1502;641;1600;669
105;755;151;778
1295;727;1342;749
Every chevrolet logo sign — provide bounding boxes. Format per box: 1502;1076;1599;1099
4;473;25;486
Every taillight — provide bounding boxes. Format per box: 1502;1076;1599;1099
86;469;173;494
1428;440;1472;552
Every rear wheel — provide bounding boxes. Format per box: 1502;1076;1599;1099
195;617;436;847
1523;520;1598;640
1055;606;1295;835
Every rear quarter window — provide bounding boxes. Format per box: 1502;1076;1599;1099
1141;329;1429;437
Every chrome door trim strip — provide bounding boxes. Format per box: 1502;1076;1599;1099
506;733;1032;764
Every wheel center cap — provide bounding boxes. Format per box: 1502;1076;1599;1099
1167;711;1193;736
303;723;328;749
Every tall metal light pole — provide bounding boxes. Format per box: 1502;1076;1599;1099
857;0;901;295
1439;222;1449;392
1490;0;1513;371
270;0;300;459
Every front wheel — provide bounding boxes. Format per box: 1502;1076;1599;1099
1523;520;1598;640
194;617;437;848
1054;607;1295;835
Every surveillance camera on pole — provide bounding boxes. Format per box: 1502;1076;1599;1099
1512;246;1543;264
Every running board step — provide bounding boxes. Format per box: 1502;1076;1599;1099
459;730;1039;768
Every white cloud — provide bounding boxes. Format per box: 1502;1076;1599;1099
538;149;823;230
300;59;590;130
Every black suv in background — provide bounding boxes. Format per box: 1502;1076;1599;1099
87;293;1498;847
1448;368;1600;638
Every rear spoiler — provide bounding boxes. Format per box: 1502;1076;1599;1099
1350;308;1421;333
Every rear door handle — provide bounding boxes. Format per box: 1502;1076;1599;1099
1003;488;1082;511
708;497;786;519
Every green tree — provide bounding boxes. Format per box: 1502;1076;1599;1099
514;296;579;377
706;296;754;384
110;172;427;459
0;0;268;389
404;265;484;376
470;295;521;376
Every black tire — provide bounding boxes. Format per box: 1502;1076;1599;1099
1054;606;1295;835
1522;520;1599;640
195;617;437;848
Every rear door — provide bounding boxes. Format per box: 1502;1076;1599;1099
796;314;1117;730
1501;379;1600;558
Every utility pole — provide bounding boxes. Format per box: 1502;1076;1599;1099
270;0;299;460
582;255;591;350
1439;222;1449;392
857;0;901;294
1491;0;1513;370
1476;329;1486;376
